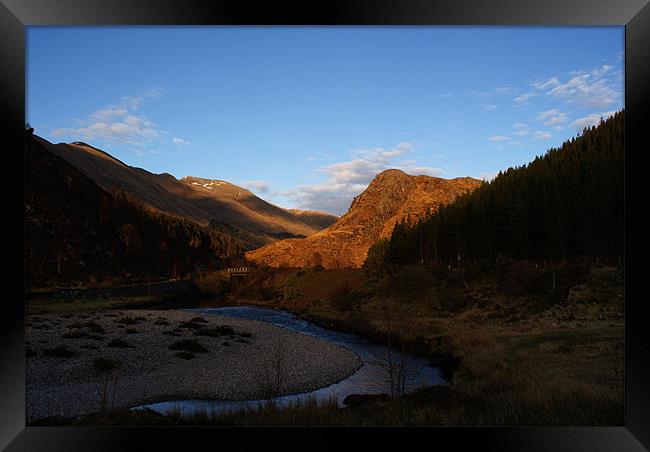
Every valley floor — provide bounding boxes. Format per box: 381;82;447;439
26;262;625;426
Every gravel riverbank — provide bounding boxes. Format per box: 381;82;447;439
26;309;362;420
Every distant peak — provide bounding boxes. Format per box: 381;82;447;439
158;172;177;180
367;168;412;186
377;168;408;177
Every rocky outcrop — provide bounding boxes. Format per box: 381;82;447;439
246;169;483;268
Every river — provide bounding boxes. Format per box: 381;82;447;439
138;306;445;415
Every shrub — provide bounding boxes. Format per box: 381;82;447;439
496;261;548;296
94;357;119;373
194;325;235;337
168;339;208;353
178;321;204;330
62;331;90;339
68;320;105;334
44;345;76;357
163;330;181;336
80;344;99;350
107;339;131;348
387;265;436;301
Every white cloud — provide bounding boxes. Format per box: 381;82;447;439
512;130;529;136
483;104;499;112
513;122;527;129
538;109;568;126
470;85;516;98
121;87;167;110
282;142;443;215
533;131;552;140
494;85;516;95
242;179;271;194
479;171;498;181
570;110;618;131
282;183;368;216
51;87;176;149
488;135;509;142
172;137;191;146
53;117;160;145
532;77;560;90
513;92;537;103
546;72;619;108
89;108;128;122
531;63;622;109
592;64;614;77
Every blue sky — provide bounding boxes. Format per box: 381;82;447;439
27;27;624;215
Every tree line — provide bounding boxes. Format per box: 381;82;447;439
367;110;624;269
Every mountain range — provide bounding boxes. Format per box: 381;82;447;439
29;134;483;271
33;136;337;249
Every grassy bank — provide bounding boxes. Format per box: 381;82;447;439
219;262;624;425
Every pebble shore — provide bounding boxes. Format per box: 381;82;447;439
26;309;361;420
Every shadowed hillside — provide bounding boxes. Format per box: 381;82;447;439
35;136;331;249
26;132;243;289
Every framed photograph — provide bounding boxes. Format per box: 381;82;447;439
4;0;649;449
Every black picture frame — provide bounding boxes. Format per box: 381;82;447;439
4;0;649;449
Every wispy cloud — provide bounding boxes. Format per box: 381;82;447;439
532;77;560;90
488;135;509;142
538;109;568;127
533;131;552;140
570;110;618;131
513;92;537;103
530;64;622;109
592;64;614;77
469;85;517;98
172;137;191;146
479;171;498;181
282;142;443;215
541;64;621;108
51;87;177;149
242;179;271;194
